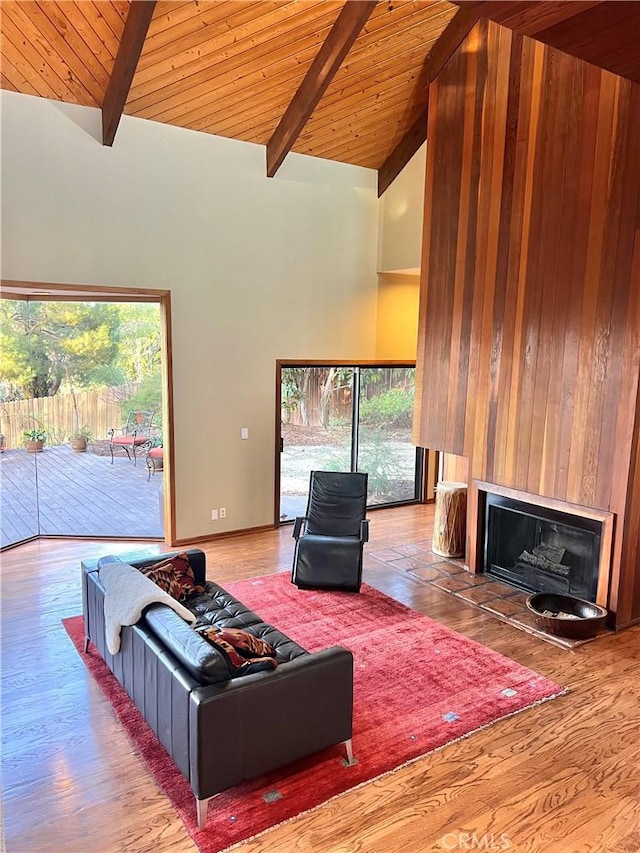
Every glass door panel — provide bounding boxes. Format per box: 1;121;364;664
33;301;165;538
279;367;354;521
0;299;39;547
0;298;165;545
357;367;420;506
0;440;38;547
279;363;423;521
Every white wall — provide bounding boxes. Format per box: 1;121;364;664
375;273;420;360
1;92;379;540
375;143;426;358
377;142;426;273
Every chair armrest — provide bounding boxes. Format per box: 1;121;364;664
108;426;128;439
360;519;369;543
292;516;307;540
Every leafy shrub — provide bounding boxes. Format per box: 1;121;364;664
70;425;92;441
23;428;46;442
43;424;67;447
121;374;163;433
322;429;413;502
359;388;414;429
328;415;351;428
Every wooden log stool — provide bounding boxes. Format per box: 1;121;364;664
432;481;467;558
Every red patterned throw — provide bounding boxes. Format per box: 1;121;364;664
140;552;205;601
64;572;566;853
197;625;278;675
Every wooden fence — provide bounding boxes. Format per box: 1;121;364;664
281;367;415;427
0;384;139;449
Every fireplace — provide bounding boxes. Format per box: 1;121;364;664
483;494;602;602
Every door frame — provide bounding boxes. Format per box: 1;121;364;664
0;279;176;546
274;359;431;527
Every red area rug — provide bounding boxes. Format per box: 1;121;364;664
64;573;566;853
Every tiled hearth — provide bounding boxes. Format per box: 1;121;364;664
369;542;602;649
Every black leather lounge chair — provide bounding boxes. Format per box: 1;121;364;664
291;470;369;592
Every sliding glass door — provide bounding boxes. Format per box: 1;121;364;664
357;366;420;506
278;363;422;522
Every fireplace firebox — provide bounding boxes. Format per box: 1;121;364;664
483;494;601;602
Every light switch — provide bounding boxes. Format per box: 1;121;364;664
241;428;249;440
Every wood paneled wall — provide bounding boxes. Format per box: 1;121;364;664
415;20;640;627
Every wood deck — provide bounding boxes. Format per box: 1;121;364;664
1;506;639;852
0;445;164;547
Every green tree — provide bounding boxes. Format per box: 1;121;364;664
120;374;164;436
0;300;119;399
114;304;161;383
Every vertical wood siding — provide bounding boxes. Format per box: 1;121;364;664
414;20;640;626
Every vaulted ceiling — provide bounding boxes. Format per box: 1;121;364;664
2;1;639;195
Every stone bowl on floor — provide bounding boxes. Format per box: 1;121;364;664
526;593;607;640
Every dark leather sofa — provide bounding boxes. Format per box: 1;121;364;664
81;549;354;829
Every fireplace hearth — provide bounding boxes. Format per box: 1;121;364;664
483;494;602;602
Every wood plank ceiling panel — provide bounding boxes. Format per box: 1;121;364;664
483;0;604;31
293;0;456;168
125;0;345;144
1;54;40;96
0;0;130;106
139;1;196;40
128;2;341;127
454;0;640;83
178;3;368;138
0;72;19;93
209;0;442;143
130;9;341;131
4;0;638;170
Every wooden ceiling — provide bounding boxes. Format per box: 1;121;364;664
2;1;639;193
454;1;640;84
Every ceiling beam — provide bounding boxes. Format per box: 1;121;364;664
266;0;378;178
377;5;484;196
102;0;156;147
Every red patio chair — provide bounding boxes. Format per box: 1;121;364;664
142;438;164;480
108;411;155;466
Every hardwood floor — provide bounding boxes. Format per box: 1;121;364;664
2;505;639;853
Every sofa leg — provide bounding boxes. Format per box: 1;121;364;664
343;738;356;766
196;797;209;830
83;636;90;653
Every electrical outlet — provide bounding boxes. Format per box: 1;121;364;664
241;428;249;440
219;507;227;519
211;509;218;521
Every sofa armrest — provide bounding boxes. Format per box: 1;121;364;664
189;645;353;799
143;604;230;685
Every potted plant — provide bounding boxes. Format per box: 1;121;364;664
69;425;92;453
23;429;46;452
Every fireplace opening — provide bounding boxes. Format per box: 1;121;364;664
483;494;601;602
